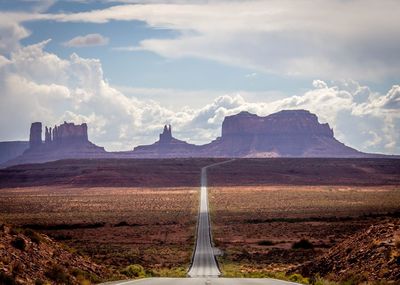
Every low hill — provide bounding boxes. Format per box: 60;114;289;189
0;224;115;284
296;219;400;282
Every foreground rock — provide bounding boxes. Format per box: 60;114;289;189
295;219;400;282
0;224;114;284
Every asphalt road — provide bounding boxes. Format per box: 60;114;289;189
105;277;302;285
187;161;230;277
101;160;302;285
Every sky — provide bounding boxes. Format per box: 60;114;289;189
0;0;399;154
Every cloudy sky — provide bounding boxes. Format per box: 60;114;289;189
0;0;399;154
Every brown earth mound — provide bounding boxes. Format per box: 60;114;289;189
0;224;116;284
295;219;400;283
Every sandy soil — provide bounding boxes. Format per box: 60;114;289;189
0;186;198;272
209;185;400;272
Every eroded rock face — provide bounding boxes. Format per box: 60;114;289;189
222;110;333;137
134;124;197;157
204;109;360;157
5;121;106;166
159;125;173;144
29;122;42;149
47;122;89;145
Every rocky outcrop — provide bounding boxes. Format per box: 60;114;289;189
295;219;400;282
202;110;363;157
133;124;198;157
0;224;114;284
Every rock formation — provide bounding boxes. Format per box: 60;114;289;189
29;122;42;149
1;109;390;167
2;121;106;166
295;219;400;282
41;122;89;146
221;110;333;138
159;125;173;143
133;124;198;157
202;110;363;157
51;122;89;144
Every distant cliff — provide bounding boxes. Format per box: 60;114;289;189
0;141;29;164
203;110;363;157
0;109;390;167
3;121;106;166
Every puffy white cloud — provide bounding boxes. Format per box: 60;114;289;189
0;40;399;154
0;22;30;54
63;33;109;47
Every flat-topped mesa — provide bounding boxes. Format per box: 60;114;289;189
222;110;334;138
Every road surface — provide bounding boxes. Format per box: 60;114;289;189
104;277;302;285
101;160;302;285
188;161;230;277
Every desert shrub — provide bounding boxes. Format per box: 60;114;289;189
9;227;22;235
34;279;45;285
45;264;71;284
121;264;146;278
24;229;41;244
53;234;72;241
288;273;309;283
0;272;16;285
257;240;274;246
310;275;340;285
11;236;26;250
114;221;129;227
12;262;24;276
71;268;101;283
0;272;16;284
148;267;187;277
395;235;400;250
292;239;314;249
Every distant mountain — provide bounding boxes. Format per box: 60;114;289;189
0;110;395;167
202;110;365;157
0;141;29;164
3;122;106;167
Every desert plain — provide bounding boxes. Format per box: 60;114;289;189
0;158;399;283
